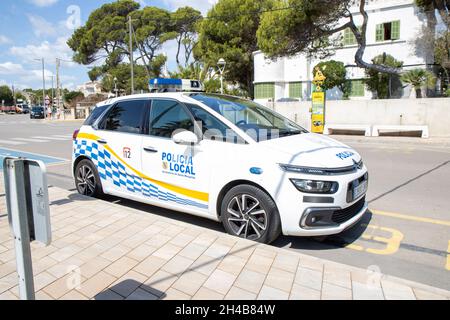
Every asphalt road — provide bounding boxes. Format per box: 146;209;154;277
1;114;449;291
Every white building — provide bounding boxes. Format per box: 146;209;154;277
253;0;433;103
76;81;103;97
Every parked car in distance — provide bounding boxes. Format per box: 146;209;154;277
30;106;45;119
21;105;30;114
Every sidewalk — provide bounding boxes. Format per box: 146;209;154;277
0;184;449;300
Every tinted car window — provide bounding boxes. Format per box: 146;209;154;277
187;104;233;142
150;100;194;138
102;100;147;134
84;105;110;126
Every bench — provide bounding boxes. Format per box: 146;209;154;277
323;124;372;137
372;125;429;138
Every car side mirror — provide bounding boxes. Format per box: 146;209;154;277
172;130;199;146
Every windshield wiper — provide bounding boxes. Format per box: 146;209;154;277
279;130;303;137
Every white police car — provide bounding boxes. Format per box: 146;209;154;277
72;93;368;244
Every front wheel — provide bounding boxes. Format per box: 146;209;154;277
75;159;104;198
221;185;281;244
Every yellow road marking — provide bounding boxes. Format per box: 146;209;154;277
345;224;403;255
446;241;450;271
372;209;450;227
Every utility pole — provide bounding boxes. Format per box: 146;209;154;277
56;58;61;113
34;58;46;109
129;15;134;95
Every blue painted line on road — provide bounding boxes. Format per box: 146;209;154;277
0;148;68;169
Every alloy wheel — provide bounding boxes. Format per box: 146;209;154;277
226;194;268;240
76;165;96;196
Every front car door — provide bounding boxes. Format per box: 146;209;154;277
140;98;213;215
93;99;149;197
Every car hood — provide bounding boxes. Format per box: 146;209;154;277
258;133;362;168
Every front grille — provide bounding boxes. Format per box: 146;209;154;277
331;197;366;224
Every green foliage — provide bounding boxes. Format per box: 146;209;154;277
444;88;450;97
65;91;85;103
257;0;351;59
435;31;450;70
313;60;347;91
401;68;436;98
0;86;13;105
365;54;404;99
195;0;274;98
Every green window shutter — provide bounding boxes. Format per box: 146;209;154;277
376;24;384;42
391;20;400;40
289;82;302;98
350;80;365;97
343;28;356;46
254;83;274;99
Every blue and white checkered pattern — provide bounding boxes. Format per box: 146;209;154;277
74;139;208;210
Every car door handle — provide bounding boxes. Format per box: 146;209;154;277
97;139;107;145
143;146;158;153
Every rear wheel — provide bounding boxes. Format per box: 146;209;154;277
221;185;281;244
75;159;104;198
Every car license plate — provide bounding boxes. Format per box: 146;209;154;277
353;180;368;200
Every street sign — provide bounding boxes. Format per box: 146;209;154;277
311;67;327;134
3;157;51;300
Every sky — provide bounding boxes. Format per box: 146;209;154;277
0;0;218;91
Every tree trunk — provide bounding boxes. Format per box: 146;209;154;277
415;87;422;99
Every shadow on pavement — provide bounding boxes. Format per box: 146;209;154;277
95;280;166;300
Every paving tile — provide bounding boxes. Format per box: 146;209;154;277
109;270;148;298
60;290;89;300
290;283;321;300
192;287;224;300
189;255;222;277
299;256;324;272
294;267;323;291
133;255;167;277
104;256;139;278
203;269;236;295
162;287;191;300
126;244;157;262
0;289;18;300
272;253;300;273
172;270;207;296
152;243;183;261
36;290;54;300
161;255;194;276
126;287;159;300
0;272;18;294
217;254;247;276
225;286;257;300
352;281;384;300
321;282;352;300
234;269;266;294
145;234;172;248
323;264;352;289
381;280;416;300
100;245;131;262
94;289;124;300
178;243;208;260
264;267;294;293
34;272;57;291
257;285;289;300
43;274;84;299
78;271;117;299
142;270;178;297
413;288;449;300
79;256;112;279
245;254;274;275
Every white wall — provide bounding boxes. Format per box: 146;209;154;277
253;0;430;103
267;98;450;137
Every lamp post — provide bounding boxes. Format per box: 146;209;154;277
114;77;118;97
217;58;226;94
34;58;45;111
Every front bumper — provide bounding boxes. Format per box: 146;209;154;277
275;166;369;237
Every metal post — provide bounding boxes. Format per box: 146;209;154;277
7;160;35;300
129;15;134;95
41;59;45;115
56;58;61;116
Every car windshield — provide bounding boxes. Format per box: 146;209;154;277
32;107;43;111
188;93;307;141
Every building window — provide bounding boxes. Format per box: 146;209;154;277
343;28;357;46
289;82;302;99
254;83;275;99
376;21;400;42
349;80;366;97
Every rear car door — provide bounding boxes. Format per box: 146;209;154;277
94;99;149;196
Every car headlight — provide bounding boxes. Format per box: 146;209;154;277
290;179;338;194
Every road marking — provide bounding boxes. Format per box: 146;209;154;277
364;225;404;255
447;241;450;271
52;135;72;138
0;148;68;169
372;209;450;227
0;139;26;145
32;136;69;141
12;138;50;143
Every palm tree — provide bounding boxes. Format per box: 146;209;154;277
401;69;436;98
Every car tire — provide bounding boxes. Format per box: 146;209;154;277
74;159;104;198
221;184;281;244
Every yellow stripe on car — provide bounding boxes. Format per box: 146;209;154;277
76;132;209;202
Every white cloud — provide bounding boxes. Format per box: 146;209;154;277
27;14;57;37
162;0;217;14
28;0;59;7
0;62;25;75
0;35;11;45
10;37;75;67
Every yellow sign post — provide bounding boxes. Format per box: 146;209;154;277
311;67;326;134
